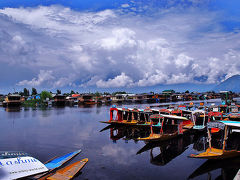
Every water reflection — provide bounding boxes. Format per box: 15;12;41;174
5;107;21;112
2;104;240;179
137;133;195;166
102;124;207;166
101;122;240;179
188;157;240;180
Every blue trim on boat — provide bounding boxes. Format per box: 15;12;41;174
45;149;81;170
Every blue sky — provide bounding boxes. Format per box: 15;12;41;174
0;0;240;93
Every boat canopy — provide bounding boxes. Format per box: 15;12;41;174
160;114;188;120
220;121;240;128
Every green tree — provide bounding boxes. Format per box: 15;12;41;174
19;91;24;96
70;90;75;94
57;89;61;94
185;90;189;93
40;91;52;101
23;88;29;96
95;91;101;97
32;88;37;95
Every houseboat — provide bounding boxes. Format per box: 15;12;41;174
111;94;125;104
143;94;156;103
132;94;144;103
78;94;96;105
102;95;112;104
3;94;22;107
53;95;66;106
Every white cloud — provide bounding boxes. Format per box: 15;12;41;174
0;5;239;89
97;28;136;50
96;73;133;88
17;70;54;86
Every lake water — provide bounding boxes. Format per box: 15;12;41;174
0;102;239;180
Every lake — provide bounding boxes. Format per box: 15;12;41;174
0;102;239;180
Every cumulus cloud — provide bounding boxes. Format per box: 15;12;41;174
17;70;54;86
0;4;239;90
96;73;133;88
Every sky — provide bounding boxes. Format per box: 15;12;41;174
0;0;240;93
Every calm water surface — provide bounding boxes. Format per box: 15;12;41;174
0;103;238;180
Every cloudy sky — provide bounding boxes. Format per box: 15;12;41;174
0;0;240;93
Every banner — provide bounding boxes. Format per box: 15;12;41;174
0;156;48;180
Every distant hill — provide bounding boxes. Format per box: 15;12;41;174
213;75;240;92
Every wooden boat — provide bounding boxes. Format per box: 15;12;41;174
53;95;66;106
46;158;88;180
100;107;140;125
78;94;96;105
3;94;22;107
32;149;81;179
190;147;240;159
138;114;193;141
228;113;240;121
189;121;240;159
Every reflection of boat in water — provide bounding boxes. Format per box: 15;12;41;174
188;157;240;180
190;121;240;159
5;107;21;112
107;125;151;142
137;133;195;166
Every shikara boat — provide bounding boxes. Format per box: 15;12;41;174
100;107;149;126
46;158;88;180
189;121;240;159
138;114;193;141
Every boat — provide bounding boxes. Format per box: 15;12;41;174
111;94;125;104
78;94;96;105
32;149;81;179
138;114;193;141
46;158;88;180
53;95;66;106
3;94;22;107
189;121;240;159
100;107;139;125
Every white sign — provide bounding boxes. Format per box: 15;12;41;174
0;156;48;180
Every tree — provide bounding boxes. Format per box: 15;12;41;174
40;91;52;101
57;89;61;94
185;90;189;93
19;91;24;96
23;88;29;96
32;88;37;95
95;91;101;97
70;90;75;94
